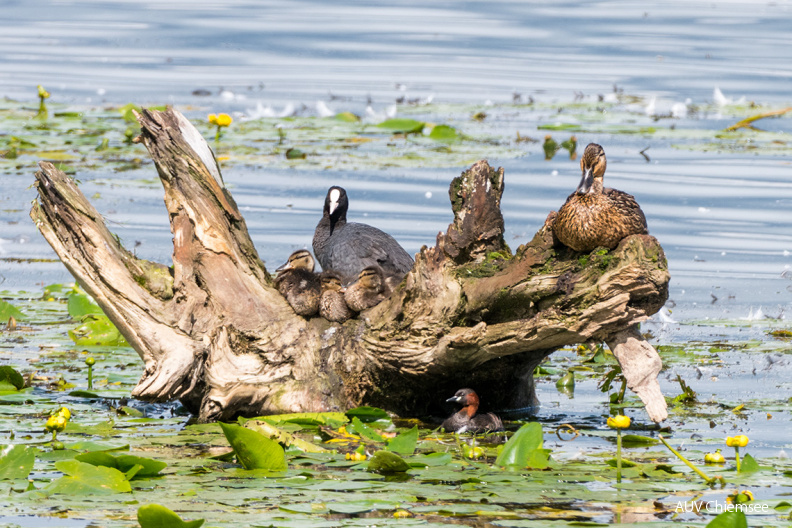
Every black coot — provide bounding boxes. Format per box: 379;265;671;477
312;186;414;285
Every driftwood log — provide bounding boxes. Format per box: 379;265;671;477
31;108;670;423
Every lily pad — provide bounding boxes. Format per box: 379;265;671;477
367;450;410;474
428;124;459;142
137;503;205;528
739;453;759;473
0;366;25;392
376;118;425;134
219;422;287;470
75;451;167;477
0;299;26;321
0;445;36;480
495;422;551;469
67;291;104;318
68;314;127;346
349;417;385;442
706;510;747;528
346;406;390;424
386;426;418;455
46;459;132;495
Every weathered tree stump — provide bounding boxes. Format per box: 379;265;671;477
31;108;670;423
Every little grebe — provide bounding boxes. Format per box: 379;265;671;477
442;388;504;433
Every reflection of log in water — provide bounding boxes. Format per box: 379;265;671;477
30;108;670;423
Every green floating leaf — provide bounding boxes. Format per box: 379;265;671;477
620;434;660;447
555;370;575;389
64;441;129;452
67;291;104;318
68;314;127;346
0;445;36;480
495;422;551;469
376;118;425;134
739;453;759;473
137;503;205;528
118;103;143;123
349;416;384;442
367;450;410;474
68;390;101;399
75;451;167;477
428;124;459;142
244;420;329;453
285;147;306;159
0;299;26;321
406;452;452;467
705;510;747;528
219;422;287;470
258;411;348;428
41;283;66;298
47;459;131;495
334;111;360;123
346;406;389;423
537;123;582;131
0;366;25;392
386;426;418;455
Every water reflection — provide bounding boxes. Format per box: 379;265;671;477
1;1;790;323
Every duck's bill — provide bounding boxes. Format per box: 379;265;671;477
446;395;462;403
576;168;593;194
275;261;292;272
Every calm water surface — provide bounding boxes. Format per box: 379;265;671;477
2;0;791;324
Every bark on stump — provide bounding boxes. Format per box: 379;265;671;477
31;108;670;423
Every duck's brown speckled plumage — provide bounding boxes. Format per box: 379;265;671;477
441;388;504;433
553;143;648;253
319;272;353;323
344;266;392;312
274;250;321;317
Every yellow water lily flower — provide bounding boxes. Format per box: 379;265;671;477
704;449;725;464
607;415;631;429
726;435;749;447
55;407;71;421
45;415;67;433
345;452;367;461
215;113;232;127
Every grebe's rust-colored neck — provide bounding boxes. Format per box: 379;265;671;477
461;391;480;418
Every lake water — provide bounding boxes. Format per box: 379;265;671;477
1;5;792;524
2;0;791;324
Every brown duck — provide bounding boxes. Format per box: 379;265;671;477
275;250;321;317
441;388;504;433
319;272;353;323
553;143;648;253
344;266;392;312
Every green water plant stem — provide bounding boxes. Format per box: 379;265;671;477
85;356;95;389
36;85;50;118
726;435;749;472
208;113;232;141
607;414;630;483
658;434;724;487
725;107;792;131
616;429;623;483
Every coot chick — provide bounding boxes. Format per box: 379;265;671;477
344;266;392;312
553;143;648;253
319;272;353;323
441;388;504;433
312;186;414;285
275;250;321;317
